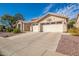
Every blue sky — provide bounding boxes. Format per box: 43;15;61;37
0;3;79;21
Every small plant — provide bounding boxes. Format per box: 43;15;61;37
0;25;3;32
6;27;12;32
13;28;21;33
68;28;79;36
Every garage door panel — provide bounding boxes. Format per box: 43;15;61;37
33;26;39;32
42;24;63;32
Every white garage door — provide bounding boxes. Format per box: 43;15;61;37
32;25;39;32
42;24;63;32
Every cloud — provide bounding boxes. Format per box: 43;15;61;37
37;3;54;18
56;3;79;19
42;4;53;14
39;3;79;19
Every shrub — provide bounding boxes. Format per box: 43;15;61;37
6;27;12;32
13;28;21;33
0;25;3;32
68;28;79;36
71;33;79;36
68;20;75;29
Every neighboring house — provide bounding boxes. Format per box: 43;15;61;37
17;20;31;32
30;13;68;32
75;14;79;28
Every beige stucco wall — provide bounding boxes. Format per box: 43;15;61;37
17;20;31;32
76;16;79;28
17;21;24;32
39;16;66;23
32;16;67;32
39;16;67;32
24;23;31;31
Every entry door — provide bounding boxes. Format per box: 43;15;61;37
18;24;23;32
18;24;21;30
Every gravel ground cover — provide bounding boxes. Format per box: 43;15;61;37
56;35;79;56
0;32;24;38
0;32;14;37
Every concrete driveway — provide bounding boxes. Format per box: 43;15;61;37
0;32;65;56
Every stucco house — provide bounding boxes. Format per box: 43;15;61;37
17;13;68;32
75;14;79;28
30;13;68;32
17;20;31;32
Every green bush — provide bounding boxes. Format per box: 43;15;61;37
71;33;79;36
13;28;21;33
0;25;3;32
6;27;12;32
68;28;79;36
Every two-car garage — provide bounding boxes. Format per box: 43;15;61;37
41;22;64;32
32;22;64;32
31;13;68;32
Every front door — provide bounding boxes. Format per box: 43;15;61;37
18;24;21;30
18;24;22;32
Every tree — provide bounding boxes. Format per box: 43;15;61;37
1;14;15;29
14;13;25;21
68;19;76;29
1;13;25;31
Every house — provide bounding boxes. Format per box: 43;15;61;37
16;13;68;32
17;20;31;32
30;13;68;32
75;14;79;28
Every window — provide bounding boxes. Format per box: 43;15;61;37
41;23;45;25
51;22;55;24
32;23;38;26
56;22;62;24
46;23;50;25
32;24;35;26
36;24;38;25
41;23;50;25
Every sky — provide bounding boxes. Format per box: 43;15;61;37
0;3;79;21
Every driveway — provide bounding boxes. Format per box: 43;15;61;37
0;32;65;56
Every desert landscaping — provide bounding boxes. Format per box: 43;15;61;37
0;32;79;56
0;13;79;56
0;3;79;56
0;32;65;56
